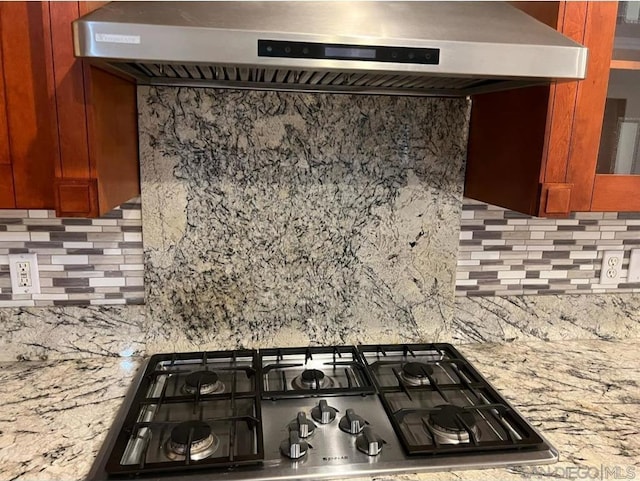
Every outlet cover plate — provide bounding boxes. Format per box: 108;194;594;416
8;253;40;294
629;249;640;283
599;250;625;285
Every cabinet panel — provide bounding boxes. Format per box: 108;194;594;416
0;2;58;208
0;164;15;207
465;86;550;216
591;175;640;210
55;179;98;216
540;183;573;215
0;30;9;167
540;2;587;186
565;1;619;211
49;1;91;179
86;66;139;216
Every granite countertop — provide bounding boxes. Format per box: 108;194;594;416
1;339;638;481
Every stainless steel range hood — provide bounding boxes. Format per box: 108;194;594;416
73;1;588;97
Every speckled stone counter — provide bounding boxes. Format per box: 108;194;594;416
1;339;638;481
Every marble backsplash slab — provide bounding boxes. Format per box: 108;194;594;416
452;294;640;343
139;87;470;349
2;293;640;360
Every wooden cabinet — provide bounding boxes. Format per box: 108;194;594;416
0;1;139;217
0;2;58;210
465;1;640;216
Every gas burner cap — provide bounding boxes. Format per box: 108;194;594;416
400;362;434;386
292;369;335;390
183;370;225;395
165;421;219;461
426;404;479;444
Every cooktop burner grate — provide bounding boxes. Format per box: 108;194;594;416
93;344;557;481
358;344;548;456
259;346;375;398
105;350;264;476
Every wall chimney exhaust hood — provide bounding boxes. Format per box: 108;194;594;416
73;1;588;97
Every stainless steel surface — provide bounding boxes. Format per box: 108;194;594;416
73;1;588;97
88;369;557;480
87;345;559;481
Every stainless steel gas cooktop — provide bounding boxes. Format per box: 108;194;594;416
87;344;558;481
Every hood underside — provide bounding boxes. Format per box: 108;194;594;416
73;1;588;97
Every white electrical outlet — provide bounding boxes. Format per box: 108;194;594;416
8;253;40;294
599;250;625;285
629;249;640;283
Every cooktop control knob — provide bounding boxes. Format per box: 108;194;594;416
288;412;316;438
311;400;338;424
356;426;385;456
339;408;367;434
280;430;310;460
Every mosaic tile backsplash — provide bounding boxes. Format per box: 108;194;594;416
0;199;143;307
456;198;640;296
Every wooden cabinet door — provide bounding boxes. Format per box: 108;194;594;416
586;1;640;211
49;1;97;216
564;1;620;211
49;2;91;181
0;2;58;209
49;1;139;217
0;1;138;216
